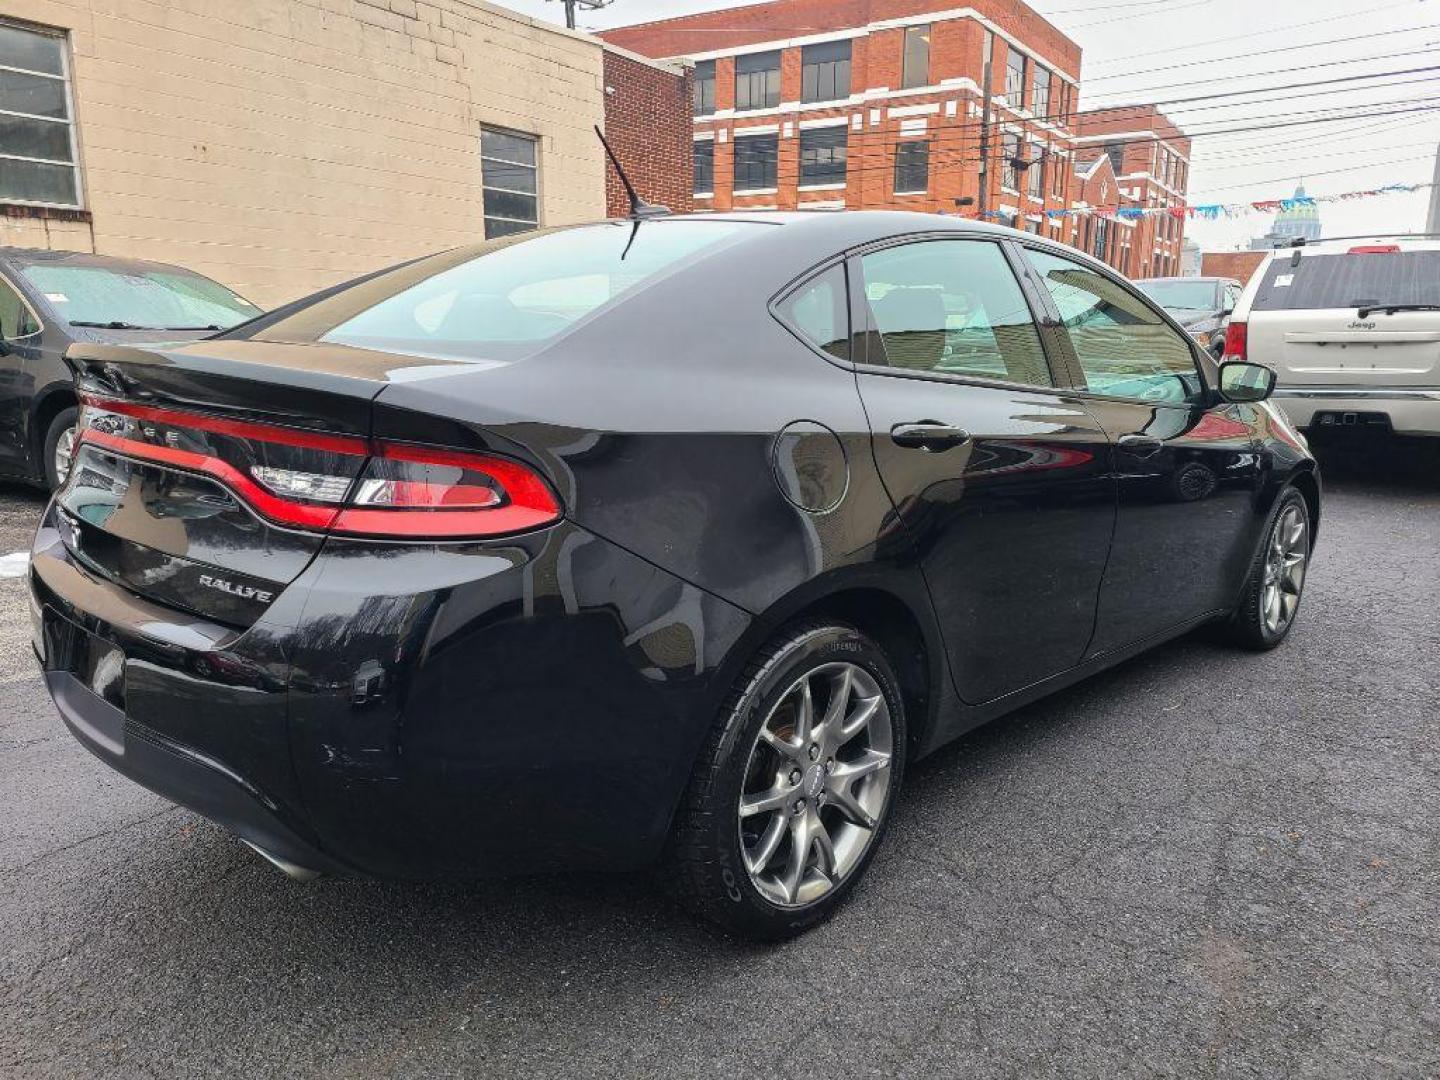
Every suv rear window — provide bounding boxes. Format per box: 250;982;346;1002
1251;251;1440;311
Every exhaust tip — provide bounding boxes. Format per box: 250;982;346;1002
242;839;322;883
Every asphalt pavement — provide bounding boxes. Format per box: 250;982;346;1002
1;439;1436;1079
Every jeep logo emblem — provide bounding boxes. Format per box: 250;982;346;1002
1347;320;1375;330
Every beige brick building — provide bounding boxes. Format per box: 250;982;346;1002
0;0;681;307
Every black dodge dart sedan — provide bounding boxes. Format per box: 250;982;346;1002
32;213;1318;939
0;247;262;490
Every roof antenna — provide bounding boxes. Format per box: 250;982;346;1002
594;125;670;221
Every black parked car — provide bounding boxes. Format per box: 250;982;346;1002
32;214;1318;940
0;247;261;489
1136;275;1243;357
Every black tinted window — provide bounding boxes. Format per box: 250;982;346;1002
776;264;849;361
1252;251;1440;311
860;240;1052;386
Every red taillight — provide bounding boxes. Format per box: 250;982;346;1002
76;394;561;539
1222;320;1247;361
1347;244;1400;254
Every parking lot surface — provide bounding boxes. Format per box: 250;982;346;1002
1;441;1436;1079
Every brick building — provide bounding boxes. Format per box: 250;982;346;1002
0;1;687;308
601;0;1083;243
1071;103;1191;278
602;46;695;217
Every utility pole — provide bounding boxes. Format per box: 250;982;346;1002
551;0;612;30
976;32;994;219
1427;142;1440;234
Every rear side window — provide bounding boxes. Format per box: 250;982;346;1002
255;221;752;361
776;264;849;361
1026;249;1201;403
858;239;1052;387
0;277;40;339
1252;251;1440;311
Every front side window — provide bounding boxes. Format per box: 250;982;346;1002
693;140;714;195
1001;132;1020;191
1032;67;1051;117
480;127;538;240
901;25;930;89
859;239;1052;386
21;263;257;331
735;51;781;111
802;40;851;103
733;133;778;191
799;127;847;187
1026;248;1202;402
256;221;754;362
0;276;39;338
0;21;79;207
893;141;928;194
1005;49;1027;108
775;263;849;361
693;60;716;116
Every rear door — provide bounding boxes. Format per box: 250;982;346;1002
1246;247;1440;390
849;235;1116;704
1019;245;1264;652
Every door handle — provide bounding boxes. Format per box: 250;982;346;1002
1118;433;1165;457
890;422;971;452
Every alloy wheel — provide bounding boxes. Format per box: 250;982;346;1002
737;661;893;908
54;426;77;486
1261;503;1308;635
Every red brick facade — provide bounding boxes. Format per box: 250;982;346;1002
1071;104;1192;279
1201;250;1266;285
600;0;1083;237
602;47;695;217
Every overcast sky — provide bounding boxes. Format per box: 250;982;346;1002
502;0;1439;250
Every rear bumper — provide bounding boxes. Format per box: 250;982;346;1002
1273;387;1440;436
32;502;753;880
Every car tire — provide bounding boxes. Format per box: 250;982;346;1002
41;406;79;491
666;621;907;941
1225;486;1312;651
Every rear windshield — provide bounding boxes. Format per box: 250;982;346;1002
1251;251;1440;311
255;221;754;362
1136;279;1218;312
21;264;259;331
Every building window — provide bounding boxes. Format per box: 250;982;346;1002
735;51;781;111
0;21;79;207
1027;144;1043;198
480;127;538;239
901;25;930;90
1051;152;1065;198
1001;132;1020;191
1091;217;1109;260
693;60;715;116
733;132;778;191
894;140;928;194
693;140;714;195
1032;66;1051;118
802;40;851;103
1005;48;1027;109
799;127;847;187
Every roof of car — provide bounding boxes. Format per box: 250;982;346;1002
0;246;203;277
617;210;1032;243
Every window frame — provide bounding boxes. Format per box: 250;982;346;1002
479;124;540;240
1012;238;1215;406
692;59;716;116
892;139;929;195
798;126;848;188
1004;49;1027;109
801;40;852;104
0;18;83;210
692;138;714;196
837;234;1073;395
768;257;853;365
732;131;779;193
900;25;930;90
734;50;782;112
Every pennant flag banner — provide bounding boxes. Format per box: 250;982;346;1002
990;182;1431;222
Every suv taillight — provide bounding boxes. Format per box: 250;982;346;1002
76;395;561;539
1221;320;1247;362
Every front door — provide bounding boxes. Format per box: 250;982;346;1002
1019;246;1264;654
851;237;1116;704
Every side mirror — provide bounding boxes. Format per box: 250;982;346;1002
1220;307;1234;318
1218;360;1275;403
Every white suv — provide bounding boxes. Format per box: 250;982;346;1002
1223;235;1440;436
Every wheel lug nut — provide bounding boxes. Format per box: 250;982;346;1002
793;800;805;815
789;769;802;785
826;758;834;772
809;744;820;761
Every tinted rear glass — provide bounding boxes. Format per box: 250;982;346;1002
254;221;754;362
1251;251;1440;311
